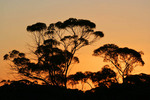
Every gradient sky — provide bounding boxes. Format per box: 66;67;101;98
0;0;150;80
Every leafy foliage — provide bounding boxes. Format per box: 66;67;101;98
67;65;117;89
27;22;47;32
4;18;104;87
93;44;145;80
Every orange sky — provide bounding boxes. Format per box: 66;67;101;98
0;0;150;80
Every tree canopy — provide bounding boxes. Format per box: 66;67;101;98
93;44;145;81
3;18;147;92
67;65;117;89
2;18;150;100
4;18;104;87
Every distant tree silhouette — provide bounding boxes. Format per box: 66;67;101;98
124;73;150;85
67;65;117;89
93;44;145;82
67;71;92;90
89;65;117;88
4;18;104;88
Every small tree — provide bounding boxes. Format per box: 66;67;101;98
93;44;145;82
67;65;117;89
67;71;93;90
90;65;117;88
4;18;104;87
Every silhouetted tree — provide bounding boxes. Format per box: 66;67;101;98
124;73;150;85
89;65;117;88
67;72;92;90
67;65;117;89
4;18;104;88
93;44;145;82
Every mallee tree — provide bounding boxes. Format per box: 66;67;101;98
4;18;104;87
93;44;145;82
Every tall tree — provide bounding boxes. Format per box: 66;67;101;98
4;18;104;87
93;44;145;82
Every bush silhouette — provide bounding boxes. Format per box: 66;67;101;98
67;65;117;90
4;18;104;88
2;18;150;100
93;44;145;82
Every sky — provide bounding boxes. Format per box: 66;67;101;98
0;0;150;80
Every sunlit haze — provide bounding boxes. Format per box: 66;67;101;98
0;0;150;81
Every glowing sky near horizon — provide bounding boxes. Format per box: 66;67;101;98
0;0;150;80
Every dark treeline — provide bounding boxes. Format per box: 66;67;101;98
0;73;150;100
1;18;149;100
